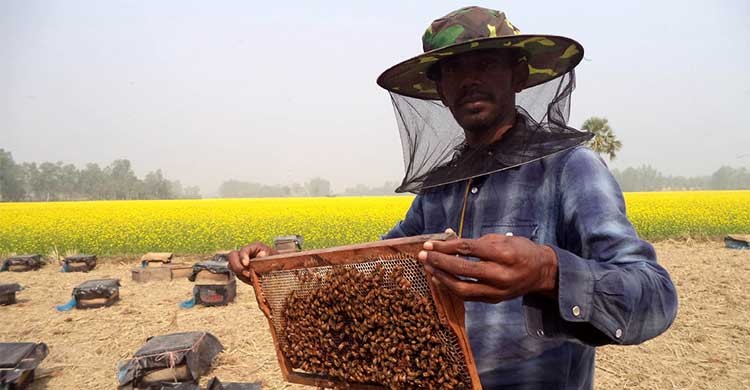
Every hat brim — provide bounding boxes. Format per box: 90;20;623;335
376;34;584;100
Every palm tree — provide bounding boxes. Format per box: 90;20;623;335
582;117;622;161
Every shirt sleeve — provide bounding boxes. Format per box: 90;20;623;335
381;195;425;239
524;147;678;346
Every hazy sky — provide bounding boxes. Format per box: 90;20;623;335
2;1;749;195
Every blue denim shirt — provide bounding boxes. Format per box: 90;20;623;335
383;147;678;389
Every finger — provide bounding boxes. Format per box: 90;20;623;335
419;250;501;281
444;228;457;239
227;250;243;273
429;236;507;260
429;267;510;303
239;246;254;267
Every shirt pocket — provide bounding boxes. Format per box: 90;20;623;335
480;223;539;242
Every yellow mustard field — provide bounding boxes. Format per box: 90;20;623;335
0;191;748;255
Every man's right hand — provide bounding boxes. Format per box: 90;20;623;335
227;242;278;285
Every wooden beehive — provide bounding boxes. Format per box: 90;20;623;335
131;266;173;283
0;283;22;306
62;254;97;272
190;261;236;306
73;278;120;309
1;254;44;272
273;235;304;254
140;252;173;266
248;233;481;389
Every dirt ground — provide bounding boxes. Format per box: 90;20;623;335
0;241;748;389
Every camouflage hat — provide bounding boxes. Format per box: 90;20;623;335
377;6;584;100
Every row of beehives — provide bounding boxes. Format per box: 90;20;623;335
0;332;260;389
0;234;304;309
0;253;97;273
0;253;237;311
0;235;303;389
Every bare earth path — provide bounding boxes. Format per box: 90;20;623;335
0;242;748;389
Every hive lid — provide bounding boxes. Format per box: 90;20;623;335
64;254;97;262
0;283;22;295
118;331;223;388
0;343;36;368
273;235;303;245
4;254;42;262
140;252;174;262
73;279;120;299
188;261;231;282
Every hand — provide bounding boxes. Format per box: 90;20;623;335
417;234;558;303
227;242;278;285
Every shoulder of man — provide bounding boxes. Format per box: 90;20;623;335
542;145;608;173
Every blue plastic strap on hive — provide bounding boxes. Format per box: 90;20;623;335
60;263;68;272
0;261;8;272
56;297;77;311
180;297;196;309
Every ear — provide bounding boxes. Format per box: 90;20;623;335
512;61;530;93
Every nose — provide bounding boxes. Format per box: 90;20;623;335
458;72;481;92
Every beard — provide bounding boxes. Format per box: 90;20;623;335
452;103;514;135
450;87;514;133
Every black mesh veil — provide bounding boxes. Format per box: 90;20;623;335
391;71;592;193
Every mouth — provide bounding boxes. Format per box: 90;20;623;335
458;92;492;107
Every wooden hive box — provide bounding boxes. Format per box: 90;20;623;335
131;266;173;283
248;233;481;389
205;377;262;390
211;250;232;262
73;278;120;309
1;254;44;272
168;264;194;279
116;331;222;389
725;234;750;249
188;261;236;306
140;252;173;267
273;235;303;254
0;283;22;306
62;254;97;272
0;342;48;389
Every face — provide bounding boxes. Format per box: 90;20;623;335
435;49;528;139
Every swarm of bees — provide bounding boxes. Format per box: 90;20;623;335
282;265;467;389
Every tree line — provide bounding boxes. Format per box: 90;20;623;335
612;165;750;192
217;179;409;198
218;177;332;198
0;149;200;201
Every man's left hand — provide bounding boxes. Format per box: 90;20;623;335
418;234;559;303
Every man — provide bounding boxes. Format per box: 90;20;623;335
229;6;678;389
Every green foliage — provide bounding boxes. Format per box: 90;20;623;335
0;149;25;201
582;116;622;161
611;165;750;192
0;149;199;201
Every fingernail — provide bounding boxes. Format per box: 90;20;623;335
241;258;250;267
423;241;434;250
418;250;428;261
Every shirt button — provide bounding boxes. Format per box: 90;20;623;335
536;329;545;337
505;232;513;237
470;187;478;194
615;328;623;339
571;305;581;317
